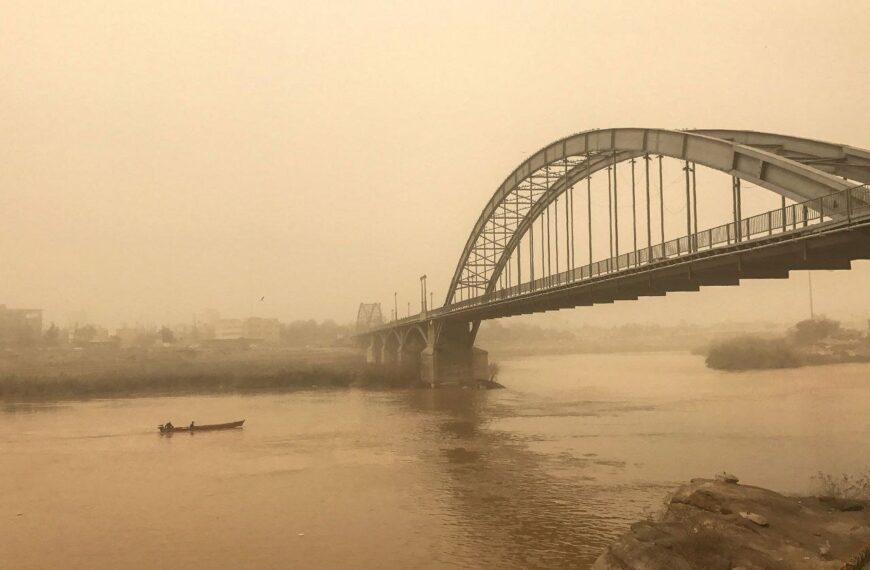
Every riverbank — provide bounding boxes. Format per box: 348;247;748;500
0;346;403;401
705;335;870;371
593;477;870;569
477;320;778;357
704;317;870;371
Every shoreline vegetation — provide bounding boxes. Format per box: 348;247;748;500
477;320;778;357
704;317;870;371
0;347;406;402
4;317;870;401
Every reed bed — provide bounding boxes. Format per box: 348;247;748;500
0;347;403;401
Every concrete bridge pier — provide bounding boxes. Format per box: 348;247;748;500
360;321;488;387
365;334;383;364
422;320;488;388
381;331;399;365
420;344;437;386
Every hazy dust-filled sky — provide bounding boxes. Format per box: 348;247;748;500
2;1;869;328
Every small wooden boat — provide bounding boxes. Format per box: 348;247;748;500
158;420;245;434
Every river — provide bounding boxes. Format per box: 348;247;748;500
2;351;869;569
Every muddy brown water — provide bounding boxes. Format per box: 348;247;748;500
2;352;869;569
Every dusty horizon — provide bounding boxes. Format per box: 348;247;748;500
2;1;869;329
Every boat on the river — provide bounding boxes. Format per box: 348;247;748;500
158;420;245;434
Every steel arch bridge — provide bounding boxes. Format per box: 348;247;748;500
357;128;870;386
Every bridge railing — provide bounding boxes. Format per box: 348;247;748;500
439;184;870;315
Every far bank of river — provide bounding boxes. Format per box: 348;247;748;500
4;340;870;402
702;318;870;372
0;346;398;401
704;335;870;371
3;351;868;569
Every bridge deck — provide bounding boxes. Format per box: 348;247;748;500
364;185;870;334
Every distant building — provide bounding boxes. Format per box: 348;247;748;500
244;317;281;343
210;317;281;343
214;318;245;340
0;305;42;345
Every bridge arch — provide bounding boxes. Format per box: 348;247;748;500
402;324;428;346
382;329;401;364
446;128;869;304
399;325;428;381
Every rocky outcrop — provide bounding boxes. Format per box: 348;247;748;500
592;478;870;570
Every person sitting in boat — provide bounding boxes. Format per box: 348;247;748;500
189;421;195;430
165;421;174;429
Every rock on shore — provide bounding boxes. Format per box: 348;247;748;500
592;478;870;570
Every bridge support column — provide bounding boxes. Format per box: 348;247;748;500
381;331;400;366
428;321;488;387
471;346;489;382
361;323;488;387
380;344;393;365
420;345;437;387
365;334;383;365
419;321;438;387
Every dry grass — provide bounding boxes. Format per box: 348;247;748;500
812;471;870;500
0;346;404;401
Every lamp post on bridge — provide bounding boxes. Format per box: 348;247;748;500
420;274;428;316
808;272;815;320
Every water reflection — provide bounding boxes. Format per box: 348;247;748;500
1;401;68;415
400;388;665;568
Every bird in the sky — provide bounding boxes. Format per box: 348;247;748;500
259;296;265;301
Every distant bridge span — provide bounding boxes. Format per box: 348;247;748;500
357;128;870;386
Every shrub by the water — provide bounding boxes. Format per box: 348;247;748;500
790;317;842;344
705;336;801;371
